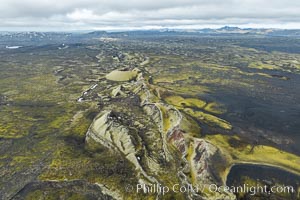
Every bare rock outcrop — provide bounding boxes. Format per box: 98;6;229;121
86;68;236;200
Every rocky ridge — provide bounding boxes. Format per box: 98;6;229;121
86;68;236;200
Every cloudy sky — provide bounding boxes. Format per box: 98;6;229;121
0;0;300;31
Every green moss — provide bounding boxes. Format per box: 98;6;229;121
24;189;88;200
179;113;201;137
164;95;187;108
184;108;232;130
157;104;173;132
154;74;191;84
11;156;37;166
0;122;29;138
70;113;93;137
164;95;206;109
204;102;226;115
205;134;300;178
25;190;44;200
184;98;207;108
38;139;140;199
49;115;71;129
248;62;280;70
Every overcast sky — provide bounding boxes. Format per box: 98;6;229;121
0;0;300;31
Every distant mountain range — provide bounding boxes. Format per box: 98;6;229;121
86;26;300;37
215;26;300;36
160;26;300;36
0;26;299;47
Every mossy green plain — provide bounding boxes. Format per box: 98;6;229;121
1;32;300;200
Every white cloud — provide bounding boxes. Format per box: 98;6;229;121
0;0;299;30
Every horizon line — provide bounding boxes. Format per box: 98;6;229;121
1;25;300;33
